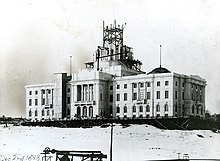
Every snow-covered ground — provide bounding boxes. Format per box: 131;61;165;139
0;124;219;161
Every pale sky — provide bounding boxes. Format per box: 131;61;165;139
0;0;220;117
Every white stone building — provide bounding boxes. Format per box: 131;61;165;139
25;22;206;121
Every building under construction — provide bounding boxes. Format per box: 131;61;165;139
25;21;206;121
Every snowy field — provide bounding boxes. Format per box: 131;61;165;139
0;124;220;161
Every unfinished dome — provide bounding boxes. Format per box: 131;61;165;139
147;66;171;74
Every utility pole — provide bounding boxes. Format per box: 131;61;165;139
110;123;113;161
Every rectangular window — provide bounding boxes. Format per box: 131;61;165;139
67;88;70;93
147;82;150;87
67;97;70;104
117;94;120;101
140;83;144;88
175;91;178;99
191;93;194;100
147;92;151;99
133;83;137;88
182;82;185;87
35;99;38;106
133;93;137;100
110;95;113;102
35;90;38;95
124;84;127;89
165;91;169;99
156;91;160;99
100;93;103;101
165;81;169;86
157;81;160;86
117;85;120;89
29;91;32;95
42;98;45;105
29;99;32;106
182;92;185;100
175;81;178;86
110;85;113;90
124;93;127;101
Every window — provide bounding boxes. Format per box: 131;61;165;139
29;110;32;117
191;93;194;100
42;90;45;94
175;81;178;86
140;83;144;88
110;95;113;102
67;88;70;93
165;81;169;86
117;106;120;113
182;92;185;100
83;106;87;116
100;93;103;101
124;106;127;113
196;107;199;114
156;91;160;99
132;106;136;112
133;83;137;88
110;85;113;90
29;91;32;95
52;110;54;116
42;110;45;116
201;107;203;115
156;105;160;112
192;105;195;113
29;99;32;106
165;91;169;99
35;99;38;106
35;91;38;95
124;93;127;101
117;85;120;89
35;110;38;116
175;91;178;99
157;81;160;86
147;92;151;99
165;104;168;111
89;106;93;117
47;110;50;116
42;98;45;105
133;93;137;100
139;106;143;112
175;105;178;112
117;94;120;101
182;82;185;87
146;105;150;112
48;90;51;94
124;84;127;89
147;82;150;87
67;97;70;104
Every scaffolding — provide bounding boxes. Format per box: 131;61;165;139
95;21;143;72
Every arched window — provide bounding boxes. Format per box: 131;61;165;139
124;106;127;113
83;106;87;116
35;110;38;116
133;106;136;112
156;104;160;112
89;106;93;117
29;110;32;117
42;110;45;116
47;109;50;116
117;106;120;113
139;106;143;112
77;106;81;116
165;104;168;111
146;105;150;112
